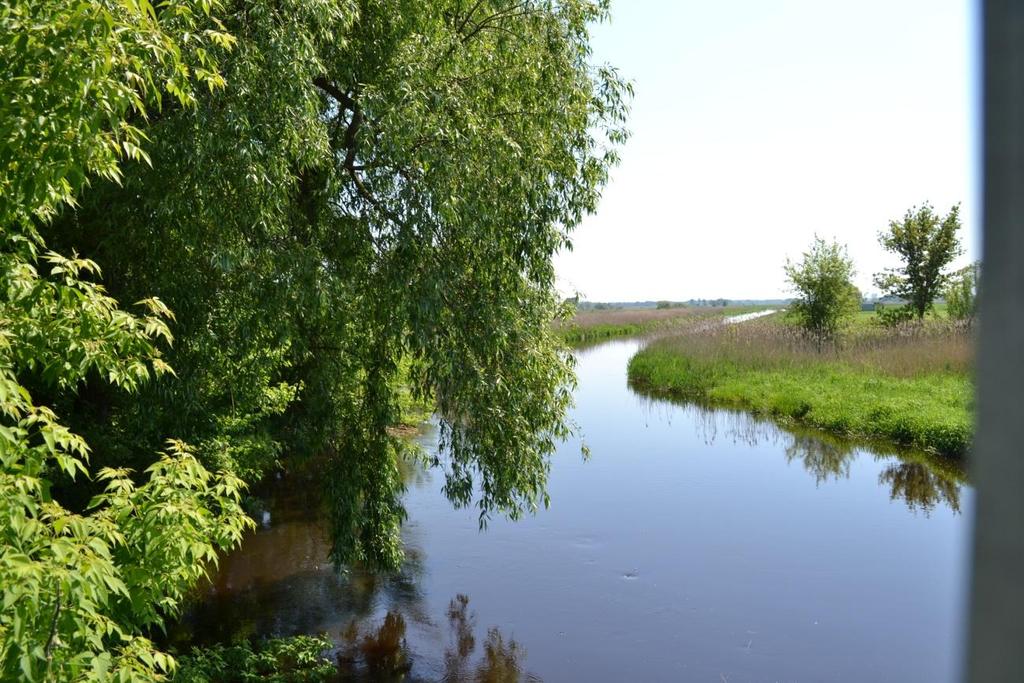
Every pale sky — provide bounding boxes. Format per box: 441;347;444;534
554;0;981;301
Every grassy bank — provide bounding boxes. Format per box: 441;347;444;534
556;306;758;345
627;315;973;457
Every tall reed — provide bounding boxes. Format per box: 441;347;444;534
646;315;973;378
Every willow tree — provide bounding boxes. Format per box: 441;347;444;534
46;0;630;569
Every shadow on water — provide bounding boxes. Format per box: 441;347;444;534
170;467;428;646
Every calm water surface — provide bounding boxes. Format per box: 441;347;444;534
180;339;971;682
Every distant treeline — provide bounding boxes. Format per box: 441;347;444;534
575;298;791;311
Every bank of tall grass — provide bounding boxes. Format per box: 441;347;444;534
627;315;974;457
557;307;753;345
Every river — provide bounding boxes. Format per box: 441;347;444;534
176;338;971;682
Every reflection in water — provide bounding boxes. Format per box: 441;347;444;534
879;462;962;514
339;612;411;680
176;450;535;681
178;340;969;682
173;508;430;647
473;630;530;683
332;595;533;682
634;391;965;515
170;457;428;647
447;595;475;663
441;596;534;683
784;434;853;484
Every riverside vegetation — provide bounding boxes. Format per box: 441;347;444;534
629;209;976;459
557;305;762;344
1;1;628;680
1;0;972;677
628;312;973;457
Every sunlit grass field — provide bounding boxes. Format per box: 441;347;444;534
628;313;973;457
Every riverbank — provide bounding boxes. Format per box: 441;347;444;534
627;314;973;457
556;306;765;345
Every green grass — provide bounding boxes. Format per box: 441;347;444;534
627;318;973;457
854;301;950;322
559;321;650;344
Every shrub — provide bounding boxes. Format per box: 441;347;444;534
784;237;860;343
173;636;337;683
875;302;917;327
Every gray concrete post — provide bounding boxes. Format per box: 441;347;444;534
966;2;1024;680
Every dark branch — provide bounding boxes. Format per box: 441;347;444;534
347;166;405;228
313;76;357;111
457;0;489;35
342;104;364;170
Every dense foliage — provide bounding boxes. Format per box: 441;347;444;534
44;0;628;571
173;636;337;682
873;203;963;319
3;0;626;679
784;237;859;342
0;0;257;680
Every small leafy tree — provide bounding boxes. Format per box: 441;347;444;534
946;261;981;326
873;203;963;318
784;237;860;342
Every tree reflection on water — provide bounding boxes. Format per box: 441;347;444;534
783;431;964;514
336;595;535;682
178;393;966;682
174;453;537;681
878;461;962;514
636;394;966;514
784;434;853;484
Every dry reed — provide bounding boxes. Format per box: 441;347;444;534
560;307;708;331
650;315;973;378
